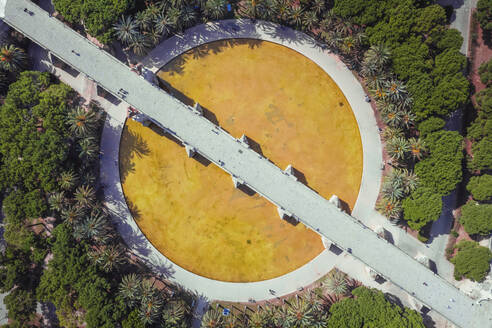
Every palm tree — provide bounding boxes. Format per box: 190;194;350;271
68;106;97;137
303;11;318;31
162;299;188;326
271;305;292;327
311;0;325;15
118;273;141;307
403;171;418;194
201;307;224;328
204;0;226;20
386;136;410;162
0;44;28;73
223;314;245;328
287;296;314;327
305;288;324;314
180;6;198;29
167;7;183;31
73;211;109;242
114;16;139;44
59;170;78;191
409;137;426;160
248;309;270;328
139;294;163;325
322;269;347;296
382;127;403;141
154;13;174;36
135;10;153;32
382;107;403;129
78;137;99;160
290;5;304;28
144;29;162;47
363;44;391;70
48;191;66;212
96;244;127;272
384;79;407;102
129;33;151;56
79;169;96;186
401;110;416;129
376;197;402;220
382;178;404;201
74;185;96;208
275;0;291;23
61;205;84;225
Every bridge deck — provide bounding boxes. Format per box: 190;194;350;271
1;1;491;327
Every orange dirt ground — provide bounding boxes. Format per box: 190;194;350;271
120;39;363;282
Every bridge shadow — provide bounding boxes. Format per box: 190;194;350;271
149;123;212;167
157;77;220;127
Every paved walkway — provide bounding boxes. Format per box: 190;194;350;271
2;1;492;327
437;0;477;55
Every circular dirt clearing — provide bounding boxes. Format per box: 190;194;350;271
120;39;362;282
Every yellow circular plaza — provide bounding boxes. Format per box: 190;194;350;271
119;39;363;282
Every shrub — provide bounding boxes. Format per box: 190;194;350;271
467;174;492;201
479;58;492;86
415;131;463;195
418;117;445;136
459;202;492;235
470;137;492;171
477;0;492;31
402;187;442;231
327;286;425;328
451;240;492;281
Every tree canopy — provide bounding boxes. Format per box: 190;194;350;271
467;174;492;201
459;202;492;236
53;0;135;44
327;286;425;328
414;131;463;195
451;240;492;281
402;187;442;231
477;0;492;31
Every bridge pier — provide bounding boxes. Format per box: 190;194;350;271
329;195;341;210
284;164;298;181
231;175;244;188
192;102;203;116
239;134;249;148
277;207;298;222
184;144;196;158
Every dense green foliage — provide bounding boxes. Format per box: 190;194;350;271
334;0;468;122
402;187;442;231
417;117;445;136
459;202;492;236
52;0;135;43
414;131;463;195
467;174;492;201
470;137;492;171
0;71;73;193
37;224;127;327
477;0;492;31
327;286;425;328
479;59;492;86
451;241;492;281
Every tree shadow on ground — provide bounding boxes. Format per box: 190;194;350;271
119;126;150;184
159;38;263;77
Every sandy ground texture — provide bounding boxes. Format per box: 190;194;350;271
120;39;362;282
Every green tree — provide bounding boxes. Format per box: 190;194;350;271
459;202;492;236
417;117;445;136
479;58;492;86
467;174;492;201
414;131;463;195
402;187;442;231
327;286;425;328
476;0;492;31
451;240;492;281
4;288;36;325
470;137;492;171
53;0;135;44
